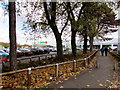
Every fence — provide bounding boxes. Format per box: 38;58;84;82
0;50;98;88
17;54;57;64
109;52;120;70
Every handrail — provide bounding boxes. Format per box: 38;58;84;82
109;52;120;61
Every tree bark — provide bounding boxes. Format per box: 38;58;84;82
56;34;63;61
52;26;64;61
71;28;77;57
83;31;87;54
89;36;94;52
9;2;17;71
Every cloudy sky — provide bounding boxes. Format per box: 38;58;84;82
0;2;119;46
0;2;57;46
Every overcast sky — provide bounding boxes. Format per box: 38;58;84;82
0;2;119;46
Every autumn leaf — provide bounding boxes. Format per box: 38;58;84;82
97;80;100;82
60;86;64;88
99;83;104;87
86;85;90;87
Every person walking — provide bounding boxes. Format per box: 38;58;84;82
100;47;104;56
104;47;108;56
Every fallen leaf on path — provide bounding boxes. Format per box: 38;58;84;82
99;83;104;87
60;86;64;88
106;80;110;82
64;78;68;80
97;80;100;82
56;82;59;84
86;85;90;87
74;77;77;79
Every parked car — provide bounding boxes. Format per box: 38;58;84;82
52;47;57;52
109;46;118;51
20;49;33;56
37;48;45;54
0;50;9;62
43;48;50;54
17;50;23;58
31;48;43;55
113;48;117;51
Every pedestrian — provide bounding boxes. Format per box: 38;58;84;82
100;47;104;56
104;47;108;56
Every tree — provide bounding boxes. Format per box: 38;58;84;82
66;2;86;56
43;2;68;60
78;2;116;52
17;2;70;61
9;1;17;71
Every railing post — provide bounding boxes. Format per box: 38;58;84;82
51;55;52;58
84;58;87;68
73;60;76;72
30;58;32;62
38;56;41;61
55;64;59;79
88;56;90;65
27;68;31;88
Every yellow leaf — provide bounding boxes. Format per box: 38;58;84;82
97;80;100;82
86;85;90;87
75;77;77;79
60;86;64;88
64;78;68;80
99;83;104;87
56;82;59;84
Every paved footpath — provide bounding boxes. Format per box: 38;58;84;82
48;52;115;88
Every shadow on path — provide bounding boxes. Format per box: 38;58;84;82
48;52;115;88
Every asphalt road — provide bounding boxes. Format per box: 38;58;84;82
48;52;115;88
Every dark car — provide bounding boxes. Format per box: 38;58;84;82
113;48;117;51
37;48;44;54
43;48;50;54
20;49;32;56
0;50;9;62
17;50;24;57
31;48;40;55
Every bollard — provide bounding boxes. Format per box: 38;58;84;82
27;68;31;88
55;64;59;79
73;60;76;72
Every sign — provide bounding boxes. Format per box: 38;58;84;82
39;41;47;44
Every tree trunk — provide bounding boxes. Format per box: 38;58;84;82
83;32;87;54
71;29;77;57
56;34;63;61
52;26;64;61
9;2;17;71
89;36;94;52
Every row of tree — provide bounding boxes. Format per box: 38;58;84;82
8;2;117;71
0;42;31;48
